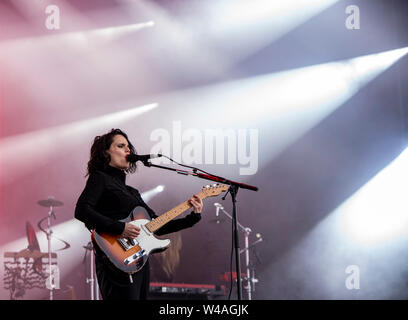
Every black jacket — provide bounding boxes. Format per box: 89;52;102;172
74;165;201;236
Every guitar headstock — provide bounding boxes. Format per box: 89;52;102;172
200;184;229;198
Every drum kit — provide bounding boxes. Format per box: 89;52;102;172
3;196;98;300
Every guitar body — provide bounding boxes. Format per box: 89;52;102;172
93;218;170;274
91;184;227;274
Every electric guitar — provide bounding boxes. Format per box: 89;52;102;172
92;184;228;274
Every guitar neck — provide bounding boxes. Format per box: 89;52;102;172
146;192;205;233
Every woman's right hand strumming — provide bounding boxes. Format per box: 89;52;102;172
121;222;140;238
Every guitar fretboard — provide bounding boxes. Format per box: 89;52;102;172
146;192;205;233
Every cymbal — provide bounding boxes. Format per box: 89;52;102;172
208;218;226;224
37;198;63;207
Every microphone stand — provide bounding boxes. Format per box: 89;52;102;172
140;159;258;300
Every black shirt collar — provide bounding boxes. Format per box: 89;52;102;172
104;165;126;184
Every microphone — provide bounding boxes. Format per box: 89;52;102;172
127;153;162;163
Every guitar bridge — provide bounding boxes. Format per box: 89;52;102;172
124;249;145;265
118;237;138;251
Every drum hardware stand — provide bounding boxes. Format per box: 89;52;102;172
40;200;58;300
214;203;262;300
240;235;262;298
83;242;99;300
46;205;55;300
37;196;64;300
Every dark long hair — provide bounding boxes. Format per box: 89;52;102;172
86;128;137;176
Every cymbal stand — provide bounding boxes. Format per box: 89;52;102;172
46;205;56;300
243;227;252;300
216;205;261;300
240;237;262;297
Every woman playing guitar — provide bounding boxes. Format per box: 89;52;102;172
75;128;203;300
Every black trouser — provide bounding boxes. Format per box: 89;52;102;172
94;245;150;300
